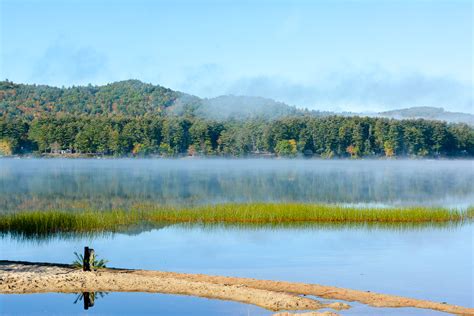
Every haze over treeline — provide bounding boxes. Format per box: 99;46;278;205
0;80;473;158
0;80;310;119
1;80;473;123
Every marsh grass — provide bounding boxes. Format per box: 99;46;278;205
0;203;472;236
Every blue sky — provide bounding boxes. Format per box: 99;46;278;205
1;0;472;113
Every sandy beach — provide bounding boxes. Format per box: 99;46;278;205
1;260;472;315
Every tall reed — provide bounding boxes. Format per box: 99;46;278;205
0;203;472;236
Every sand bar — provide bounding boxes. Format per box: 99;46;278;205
0;261;472;315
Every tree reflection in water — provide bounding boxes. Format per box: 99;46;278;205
74;292;108;310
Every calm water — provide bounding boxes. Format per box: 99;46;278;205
0;292;270;316
1;158;473;210
0;292;451;315
1;159;473;314
1;224;472;314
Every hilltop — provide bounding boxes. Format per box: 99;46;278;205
0;80;309;120
378;106;474;125
3;80;472;124
0;80;181;117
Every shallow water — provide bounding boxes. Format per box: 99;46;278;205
1;159;473;314
1;224;473;309
0;293;451;315
1;159;473;210
0;292;269;315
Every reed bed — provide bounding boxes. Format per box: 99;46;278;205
0;203;472;236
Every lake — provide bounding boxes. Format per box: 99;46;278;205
0;159;473;315
1;159;473;210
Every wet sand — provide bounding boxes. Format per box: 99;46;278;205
0;260;472;315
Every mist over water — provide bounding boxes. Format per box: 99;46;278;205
1;158;472;211
2;158;473;312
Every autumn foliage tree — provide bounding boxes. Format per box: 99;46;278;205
0;139;12;156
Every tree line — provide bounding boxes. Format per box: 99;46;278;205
1;115;473;158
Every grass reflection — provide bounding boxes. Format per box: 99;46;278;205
0;203;472;241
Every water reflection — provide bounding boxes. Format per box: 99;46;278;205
0;292;272;315
2;223;472;308
1;220;469;243
73;292;108;310
1;222;170;242
1;159;473;211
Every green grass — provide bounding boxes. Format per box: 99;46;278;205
0;203;472;237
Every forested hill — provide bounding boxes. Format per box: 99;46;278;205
171;95;307;120
0;80;307;119
0;80;183;117
1;80;473;158
2;80;473;124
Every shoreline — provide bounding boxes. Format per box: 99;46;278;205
4;154;474;161
1;260;472;315
3;155;474;160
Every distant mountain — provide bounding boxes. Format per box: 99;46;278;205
0;80;321;120
169;94;313;120
1;80;472;124
203;95;302;119
377;107;474;125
